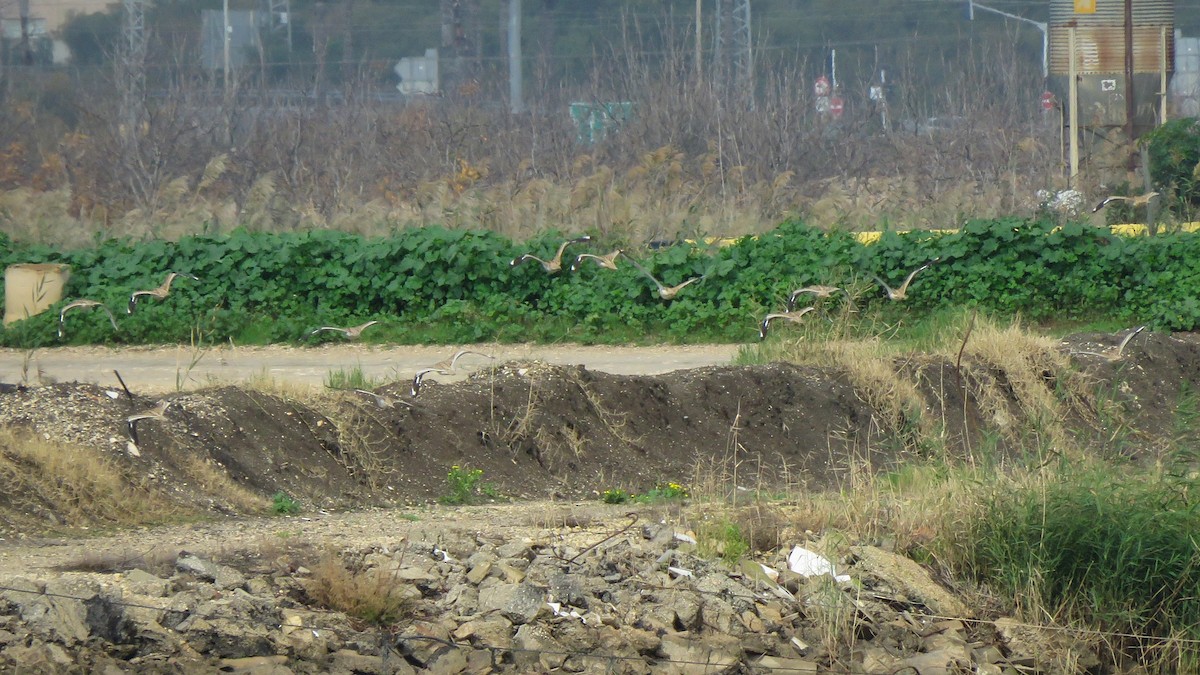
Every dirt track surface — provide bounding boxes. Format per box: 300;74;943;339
0;343;741;393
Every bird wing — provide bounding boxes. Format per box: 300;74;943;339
670;276;703;293
511;254;545;267
898;263;932;292
570;253;595;270
97;304;119;331
1115;325;1147;356
1091;196;1123;212
623;256;666;292
447;349;492;370
411;368;438;396
127;293;147;314
869;274;896;297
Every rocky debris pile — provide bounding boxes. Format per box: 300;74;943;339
0;515;1098;674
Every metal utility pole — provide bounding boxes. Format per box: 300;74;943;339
223;0;232;97
17;0;32;65
967;0;1048;80
1123;0;1134;137
1069;26;1079;181
695;0;702;85
508;0;522;113
266;0;293;53
441;0;481;91
120;0;147;135
714;0;751;100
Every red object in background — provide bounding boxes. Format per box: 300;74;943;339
829;95;844;118
814;76;831;97
1041;91;1055;111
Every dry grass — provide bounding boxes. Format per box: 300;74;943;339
952;317;1092;454
0;428;179;530
239;369;323;401
56;547;178;575
178;455;271;514
302;552;418;627
319;397;399;491
0;145;1048;248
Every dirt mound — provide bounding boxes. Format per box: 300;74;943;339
1;330;1198;534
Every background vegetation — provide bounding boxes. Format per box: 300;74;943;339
7;1;1187;247
3;217;1198;348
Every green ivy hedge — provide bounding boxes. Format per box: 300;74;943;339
1;218;1198;347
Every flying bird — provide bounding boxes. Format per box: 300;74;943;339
759;306;816;340
308;321;379;339
126;399;173;447
58;299;119;339
1092;191;1160;213
411;368;438;397
431;349;494;374
871;259;939;301
786;286;848;312
128;272;199;313
1070;325;1147;361
409;350;494;397
571;249;624;272
353;389;411;409
510;236;592;274
624;257;705;300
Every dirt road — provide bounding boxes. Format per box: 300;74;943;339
0;343;742;393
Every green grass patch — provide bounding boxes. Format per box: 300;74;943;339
964;466;1200;650
323;365;380;391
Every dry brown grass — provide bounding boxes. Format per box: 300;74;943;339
0;428;179;530
0;143;1049;247
302;553;418;627
178;455;271;514
952;317;1092;454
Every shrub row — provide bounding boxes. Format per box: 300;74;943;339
1;218;1199;347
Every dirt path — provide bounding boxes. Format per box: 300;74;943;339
0;343;741;393
0;501;628;581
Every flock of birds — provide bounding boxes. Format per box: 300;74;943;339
57;272;199;339
54;209;1157;452
54;234;950;451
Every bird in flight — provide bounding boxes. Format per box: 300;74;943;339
308;321;379;339
759;306;816;340
410;349;494;397
871;259;938;301
1092;191;1160;213
353;389;411;409
58;299;119;339
624;257;704;300
571;249;624;272
126;399;174;447
431;349;494;374
128;272;199;313
1070;325;1147;361
410;368;438;397
786;286;848;312
510;236;592;274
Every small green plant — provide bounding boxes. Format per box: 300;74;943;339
696;518;750;563
323;365;378;390
601;488;632;504
440;465;485;505
271;491;302;514
634;481;690;503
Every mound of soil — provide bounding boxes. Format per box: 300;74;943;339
1;330;1198;534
